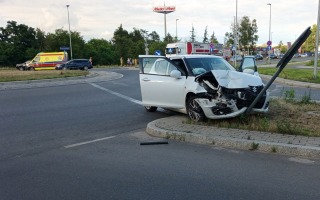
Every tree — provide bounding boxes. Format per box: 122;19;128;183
224;19;238;48
238;16;258;54
148;31;164;56
302;24;316;52
148;41;167;56
203;26;209;43
45;28;85;59
149;31;160;42
190;25;196;42
128;28;146;58
0;21;37;65
224;32;235;47
164;33;174;43
112;24;131;61
0;21;166;66
85;39;115;65
210;31;219;44
224;16;258;54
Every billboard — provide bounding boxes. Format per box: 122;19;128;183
153;6;176;14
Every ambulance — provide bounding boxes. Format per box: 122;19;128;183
24;52;68;70
165;42;223;57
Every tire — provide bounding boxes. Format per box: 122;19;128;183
30;67;35;71
145;106;157;112
83;66;89;71
63;67;67;70
19;67;24;71
187;96;206;122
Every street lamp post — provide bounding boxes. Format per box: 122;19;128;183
314;0;320;79
175;19;179;41
234;0;238;67
66;5;73;60
267;3;272;64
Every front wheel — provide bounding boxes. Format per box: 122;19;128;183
187;96;206;122
83;66;89;71
145;106;157;112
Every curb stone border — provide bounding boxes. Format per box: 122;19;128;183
146;117;320;158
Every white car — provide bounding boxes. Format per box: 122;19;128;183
139;55;270;122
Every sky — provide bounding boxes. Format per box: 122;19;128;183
0;0;319;46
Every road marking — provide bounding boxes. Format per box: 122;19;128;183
64;136;116;149
89;83;142;105
89;83;172;114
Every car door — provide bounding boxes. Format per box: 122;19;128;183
66;61;73;69
139;56;186;109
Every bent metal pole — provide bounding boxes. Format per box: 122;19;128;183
245;27;311;115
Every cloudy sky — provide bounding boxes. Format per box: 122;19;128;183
0;0;318;46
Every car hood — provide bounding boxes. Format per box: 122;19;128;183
195;70;263;89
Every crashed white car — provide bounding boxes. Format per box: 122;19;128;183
139;55;270;122
139;27;311;122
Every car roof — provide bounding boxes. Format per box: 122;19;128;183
168;55;222;59
139;55;222;59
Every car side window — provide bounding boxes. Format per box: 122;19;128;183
141;57;179;76
153;60;178;76
154;60;168;75
141;58;158;73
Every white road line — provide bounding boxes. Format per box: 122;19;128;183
89;83;142;105
64;136;116;149
89;83;173;114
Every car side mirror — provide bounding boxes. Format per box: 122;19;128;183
243;68;255;75
239;56;257;73
170;69;181;79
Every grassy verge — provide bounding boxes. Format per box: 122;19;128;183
186;90;320;137
0;69;89;82
258;67;320;84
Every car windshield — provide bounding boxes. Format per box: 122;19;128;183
185;57;236;76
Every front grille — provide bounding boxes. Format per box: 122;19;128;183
222;85;266;109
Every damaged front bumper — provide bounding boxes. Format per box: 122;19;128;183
194;91;270;120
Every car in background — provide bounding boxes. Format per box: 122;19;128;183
55;59;93;70
139;55;269;122
294;53;301;58
230;55;243;62
300;53;308;57
254;54;263;60
268;53;277;59
16;60;31;71
278;54;285;59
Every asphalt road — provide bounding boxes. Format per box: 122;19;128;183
1;68;320;200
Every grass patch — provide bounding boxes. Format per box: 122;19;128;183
250;142;259;151
0;69;89;82
201;98;320;137
305;59;320;67
258;67;320;83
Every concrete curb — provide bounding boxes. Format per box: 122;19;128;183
146;116;320;158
